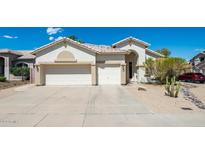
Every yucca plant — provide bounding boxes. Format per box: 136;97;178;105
165;76;180;98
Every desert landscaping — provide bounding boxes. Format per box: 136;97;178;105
126;82;205;114
0;80;29;90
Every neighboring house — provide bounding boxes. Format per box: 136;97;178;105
0;49;35;80
190;51;205;75
32;36;163;85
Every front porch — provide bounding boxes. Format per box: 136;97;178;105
125;50;146;84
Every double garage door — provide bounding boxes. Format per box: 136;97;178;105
44;64;121;85
45;65;92;85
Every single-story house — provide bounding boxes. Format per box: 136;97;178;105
32;36;163;85
0;36;164;85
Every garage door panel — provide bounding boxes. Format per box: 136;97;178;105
98;64;121;85
45;65;91;85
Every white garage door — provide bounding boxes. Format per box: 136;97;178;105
98;64;121;85
45;65;91;85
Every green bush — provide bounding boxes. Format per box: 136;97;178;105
144;57;191;83
10;67;30;80
0;76;6;82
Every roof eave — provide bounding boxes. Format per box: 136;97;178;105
98;51;129;55
32;38;100;55
112;37;150;48
190;52;205;61
146;49;165;57
16;57;35;60
0;51;22;56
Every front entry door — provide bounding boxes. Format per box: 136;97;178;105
129;62;132;79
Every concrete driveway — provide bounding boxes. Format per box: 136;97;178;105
0;85;205;127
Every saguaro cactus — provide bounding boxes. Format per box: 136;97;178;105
165;76;180;98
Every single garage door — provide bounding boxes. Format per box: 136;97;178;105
97;64;121;85
45;65;91;85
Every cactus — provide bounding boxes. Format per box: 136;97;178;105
175;82;180;97
165;76;170;94
165;76;180;98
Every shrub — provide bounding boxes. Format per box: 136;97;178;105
10;67;30;80
144;57;191;83
0;76;6;82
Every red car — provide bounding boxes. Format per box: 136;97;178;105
178;73;205;83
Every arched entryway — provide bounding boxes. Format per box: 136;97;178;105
15;62;29;68
125;50;139;83
0;57;5;76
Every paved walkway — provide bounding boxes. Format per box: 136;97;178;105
0;85;205;126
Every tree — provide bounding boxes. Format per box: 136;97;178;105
144;58;155;76
156;48;171;57
10;67;30;81
144;57;191;83
68;35;84;43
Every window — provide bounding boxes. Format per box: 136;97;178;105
200;57;205;62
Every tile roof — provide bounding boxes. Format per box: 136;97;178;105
0;49;23;55
84;43;128;54
0;49;35;59
17;53;35;59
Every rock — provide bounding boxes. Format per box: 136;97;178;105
138;86;147;91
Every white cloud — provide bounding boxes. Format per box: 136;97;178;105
49;36;54;41
195;48;205;52
55;36;63;41
48;36;64;41
2;35;18;39
46;27;63;35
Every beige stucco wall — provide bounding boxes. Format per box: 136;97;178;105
35;64;45;85
96;54;125;64
91;64;97;85
115;42;145;65
35;42;96;64
121;63;126;84
116;42;146;82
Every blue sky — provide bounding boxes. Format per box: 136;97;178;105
0;27;204;60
